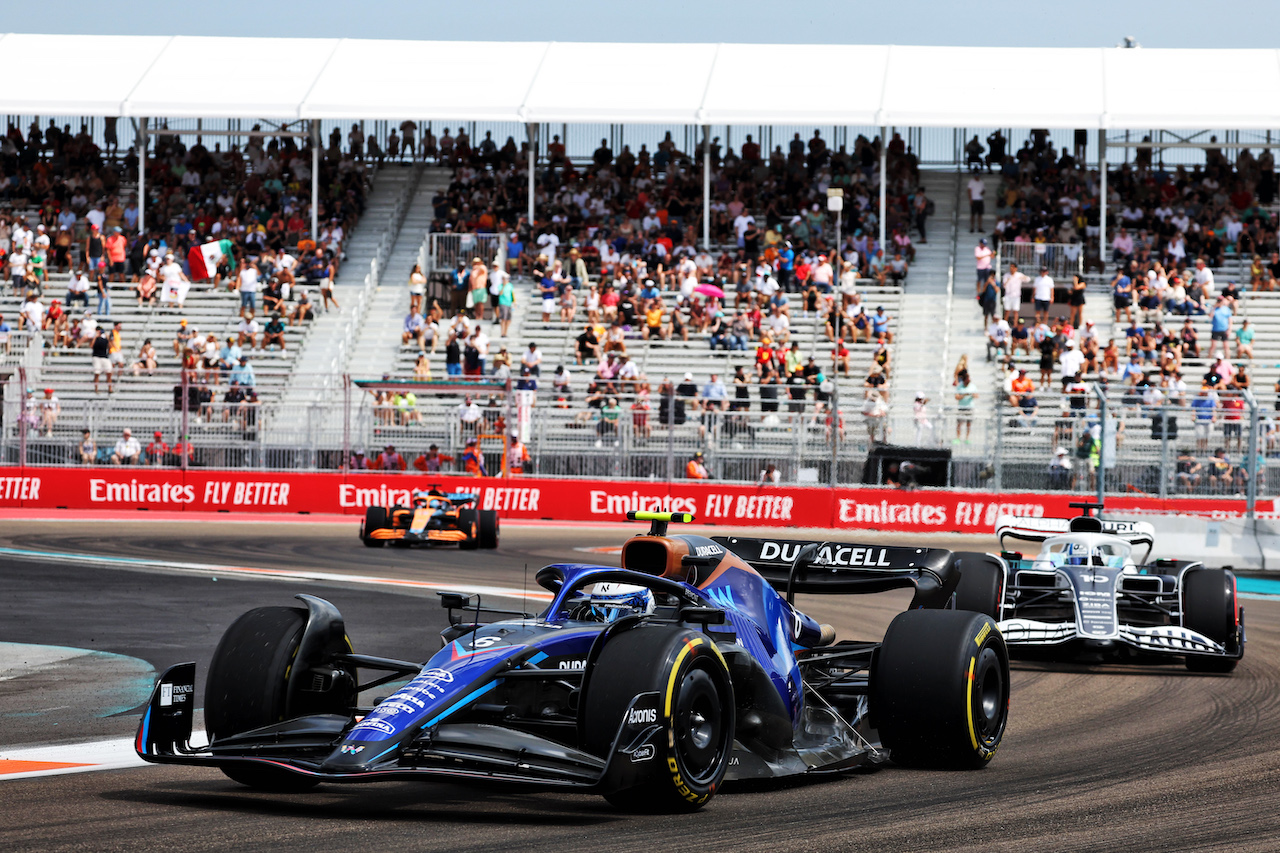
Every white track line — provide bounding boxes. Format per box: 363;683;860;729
0;547;553;602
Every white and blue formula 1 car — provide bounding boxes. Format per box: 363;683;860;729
949;503;1243;672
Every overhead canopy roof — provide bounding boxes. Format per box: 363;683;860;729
1;34;1278;129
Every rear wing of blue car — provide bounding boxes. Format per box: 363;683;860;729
711;535;958;609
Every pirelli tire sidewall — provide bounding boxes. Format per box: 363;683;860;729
583;625;735;812
871;609;1009;769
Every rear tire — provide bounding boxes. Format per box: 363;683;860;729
583;625;734;813
478;510;499;549
1182;569;1240;673
205;606;320;791
872;609;1009;769
952;552;1005;619
361;507;387;547
457;509;479;550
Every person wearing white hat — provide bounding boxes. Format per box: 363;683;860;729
913;392;935;446
1048;445;1073;490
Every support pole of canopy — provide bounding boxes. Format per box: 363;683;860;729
137;117;146;235
702;124;711;251
1098;129;1108;265
878;126;887;258
311;121;319;242
527;123;536;229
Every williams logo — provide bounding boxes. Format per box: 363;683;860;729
339;745;365;754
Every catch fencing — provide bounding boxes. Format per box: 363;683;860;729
0;368;1269;513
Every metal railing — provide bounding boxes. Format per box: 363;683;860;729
425;233;505;275
2;370;1267;510
995;241;1085;281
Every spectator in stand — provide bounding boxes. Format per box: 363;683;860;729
230;356;255;388
290;289;315;326
871;305;893;343
413;445;454;473
37;387;59;437
408;264;427;315
1191;386;1217;453
685;450;711;479
1068;273;1087;329
374;444;407;471
955;370;976;443
1235;319;1255;360
132;338;158;376
235;258;260;318
1032;266;1054;325
91;327;113;394
1002;262;1028;322
262;314;287;351
145;431;169;466
1111;265;1135;324
402;309;428;348
887;252;909;286
238;313;260;349
967;172;986;232
1208;296;1233;360
458;395;483;434
79;429;96;464
110;428;140;465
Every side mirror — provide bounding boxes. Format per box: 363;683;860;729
438;591;474;611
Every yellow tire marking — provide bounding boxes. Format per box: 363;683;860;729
965;656;979;750
665;636;703;717
975;622;992;647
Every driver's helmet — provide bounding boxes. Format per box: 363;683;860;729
588;582;655;623
412;490;431;509
1065;542;1091;566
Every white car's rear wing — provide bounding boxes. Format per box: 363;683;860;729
995;514;1155;562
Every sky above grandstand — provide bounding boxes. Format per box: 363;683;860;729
24;0;1280;49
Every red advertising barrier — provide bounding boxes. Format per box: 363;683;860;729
0;467;1265;532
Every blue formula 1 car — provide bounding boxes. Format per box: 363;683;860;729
136;512;1010;812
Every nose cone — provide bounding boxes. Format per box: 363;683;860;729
320;739;394;773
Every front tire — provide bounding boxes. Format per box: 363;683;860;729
583;625;734;813
871;609;1009;769
457;509;480;550
361;507;387;547
1182;568;1240;673
205;606;319;791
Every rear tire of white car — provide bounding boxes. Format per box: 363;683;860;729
872;609;1009;769
952;552;1005;619
1182;569;1240;673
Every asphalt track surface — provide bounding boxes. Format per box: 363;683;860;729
2;520;1280;852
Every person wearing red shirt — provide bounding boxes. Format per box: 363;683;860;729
794;258;812;289
373;444;406;471
145;431;169;466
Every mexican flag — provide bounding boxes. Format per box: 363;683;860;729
187;239;235;281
